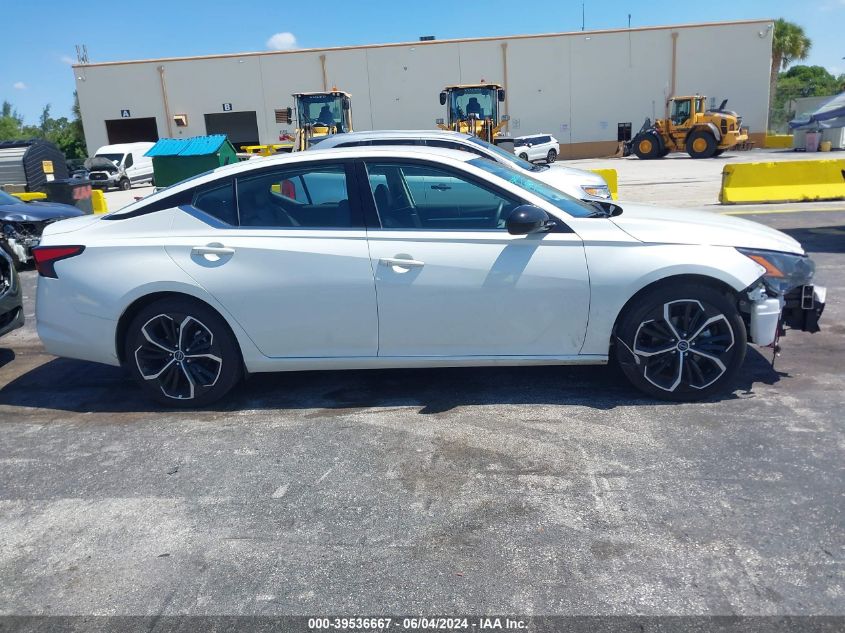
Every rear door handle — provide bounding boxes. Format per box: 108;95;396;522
192;244;235;256
379;257;425;268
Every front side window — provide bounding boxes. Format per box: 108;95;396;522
124;153;134;168
467;157;596;218
670;99;691;125
365;161;518;230
236;164;358;228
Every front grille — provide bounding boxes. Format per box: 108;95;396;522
89;172;108;181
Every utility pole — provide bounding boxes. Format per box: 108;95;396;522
581;3;585;31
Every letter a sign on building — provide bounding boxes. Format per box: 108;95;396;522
120;109;131;118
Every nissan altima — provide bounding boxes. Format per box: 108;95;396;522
33;147;825;406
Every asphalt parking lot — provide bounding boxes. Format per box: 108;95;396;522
0;201;842;617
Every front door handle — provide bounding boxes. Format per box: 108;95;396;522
379;257;425;268
192;244;235;257
430;184;451;191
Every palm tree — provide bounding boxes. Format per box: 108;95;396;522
769;19;812;119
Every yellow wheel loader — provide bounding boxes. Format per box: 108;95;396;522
436;83;513;149
288;90;353;152
631;96;747;160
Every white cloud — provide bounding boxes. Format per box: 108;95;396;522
13;81;27;90
266;32;297;50
60;55;75;65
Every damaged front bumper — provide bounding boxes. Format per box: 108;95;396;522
743;283;826;347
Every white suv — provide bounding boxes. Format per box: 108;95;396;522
514;134;560;163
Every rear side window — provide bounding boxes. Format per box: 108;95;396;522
236;164;360;228
193;180;237;225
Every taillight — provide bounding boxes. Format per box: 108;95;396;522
32;246;85;278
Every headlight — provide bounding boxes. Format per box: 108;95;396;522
581;184;611;199
737;248;814;294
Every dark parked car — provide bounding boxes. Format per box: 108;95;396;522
0;248;23;338
0;190;84;267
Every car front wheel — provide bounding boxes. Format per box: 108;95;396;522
614;284;746;401
124;297;242;406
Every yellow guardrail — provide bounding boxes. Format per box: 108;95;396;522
720;158;845;204
10;192;47;202
91;189;109;214
764;134;793;149
590;168;618;200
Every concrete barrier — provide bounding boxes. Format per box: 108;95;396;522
719;158;845;205
91;189;109;214
590;168;618;200
764;134;793;149
10;192;47;202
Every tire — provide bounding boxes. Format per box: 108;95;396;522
686;131;717;159
658;147;671;157
713;149;725;157
118;178;131;191
546;148;557;163
632;133;661;159
123;297;243;407
518;152;529;161
614;283;746;401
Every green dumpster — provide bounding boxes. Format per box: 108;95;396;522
145;135;238;188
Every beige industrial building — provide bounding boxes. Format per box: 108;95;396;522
74;19;774;159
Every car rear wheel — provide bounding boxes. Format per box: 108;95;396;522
546;149;557;163
124;297;242;407
614;284;746;401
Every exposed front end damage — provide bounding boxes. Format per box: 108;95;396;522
737;248;826;350
0;202;84;266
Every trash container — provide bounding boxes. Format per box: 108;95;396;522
805;131;820;152
42;178;94;215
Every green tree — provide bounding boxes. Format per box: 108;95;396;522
0;95;87;158
769;19;812;126
770;65;845;131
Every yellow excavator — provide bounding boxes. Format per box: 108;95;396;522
437;83;512;148
287;89;353;152
631;95;747;159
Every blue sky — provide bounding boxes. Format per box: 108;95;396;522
2;0;844;123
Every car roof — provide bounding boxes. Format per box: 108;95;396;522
96;142;155;153
312;129;475;148
112;145;479;216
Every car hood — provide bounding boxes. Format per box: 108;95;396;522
84;156;119;172
609;203;804;254
0;201;85;222
531;165;605;197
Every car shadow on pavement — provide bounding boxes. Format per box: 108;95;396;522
780;225;845;255
0;347;783;415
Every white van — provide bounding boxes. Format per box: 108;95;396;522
87;142;155;190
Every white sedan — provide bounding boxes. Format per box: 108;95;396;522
33;146;825;406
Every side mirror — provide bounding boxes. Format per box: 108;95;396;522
498;88;506;102
439;91;447;106
506;205;551;235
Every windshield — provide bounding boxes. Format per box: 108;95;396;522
466;137;547;172
467;157;596;218
0;190;22;205
449;87;498;122
95;153;124;166
297;94;346;130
